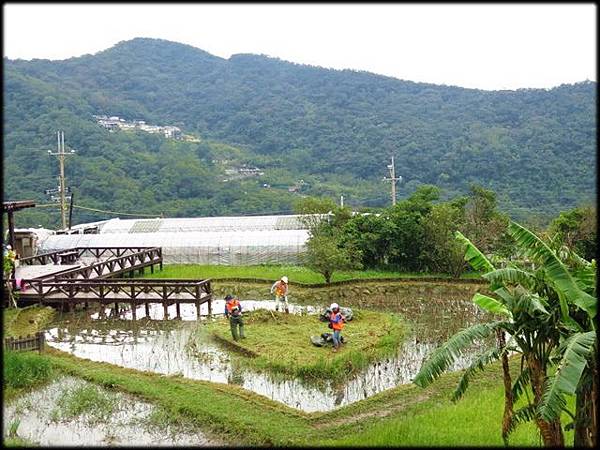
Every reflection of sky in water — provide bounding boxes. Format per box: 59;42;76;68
47;299;489;413
3;376;217;446
89;299;319;321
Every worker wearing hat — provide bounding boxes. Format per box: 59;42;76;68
270;276;289;313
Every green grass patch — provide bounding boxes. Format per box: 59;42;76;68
4;436;37;447
143;264;481;284
326;383;543;446
3;305;55;338
3;351;54;399
200;309;405;384
51;383;119;424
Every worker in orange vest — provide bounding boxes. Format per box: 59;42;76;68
270;276;289;313
224;294;245;341
328;303;346;352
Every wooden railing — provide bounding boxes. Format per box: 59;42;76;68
18;278;211;304
54;248;162;280
19;249;73;266
18;247;161;267
4;332;45;353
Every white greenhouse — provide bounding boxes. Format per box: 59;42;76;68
30;214;327;265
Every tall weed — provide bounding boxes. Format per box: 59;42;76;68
3;351;53;389
53;384;119;424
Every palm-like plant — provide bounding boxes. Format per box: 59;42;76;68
537;238;597;447
413;221;597;447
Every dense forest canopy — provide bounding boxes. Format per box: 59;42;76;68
3;37;596;228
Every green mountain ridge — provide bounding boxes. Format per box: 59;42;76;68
3;37;596;228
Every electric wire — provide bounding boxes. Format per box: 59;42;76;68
72;205;161;218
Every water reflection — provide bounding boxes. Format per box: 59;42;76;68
46;298;490;413
3;376;218;446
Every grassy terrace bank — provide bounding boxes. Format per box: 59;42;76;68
40;348;548;446
142;264;484;284
3;306;555;446
142;264;488;310
201;309;404;384
3;306;57;402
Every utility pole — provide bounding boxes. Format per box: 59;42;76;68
47;131;75;229
382;156;402;206
68;192;75;230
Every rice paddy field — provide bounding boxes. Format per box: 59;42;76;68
2;267;558;447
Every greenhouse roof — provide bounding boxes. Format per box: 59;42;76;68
68;214;326;234
39;229;310;249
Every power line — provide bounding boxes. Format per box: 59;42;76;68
72;205;162;218
34;204;61;208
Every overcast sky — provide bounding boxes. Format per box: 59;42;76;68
3;3;596;90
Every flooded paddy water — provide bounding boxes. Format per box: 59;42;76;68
43;291;491;413
3;376;220;446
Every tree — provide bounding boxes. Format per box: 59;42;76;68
531;237;597;447
420;199;467;277
462;184;509;255
6;42;596;226
548;205;597;261
302;233;361;283
414;221;597;446
293;196;340;231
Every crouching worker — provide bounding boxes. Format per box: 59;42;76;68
224;294;245;341
328;303;345;352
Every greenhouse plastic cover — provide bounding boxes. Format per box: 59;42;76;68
36;215;325;265
74;215;322;234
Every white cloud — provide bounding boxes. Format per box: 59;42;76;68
3;3;596;90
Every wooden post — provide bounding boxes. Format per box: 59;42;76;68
145;302;150;318
38;331;45;353
115;302;119;314
176;301;181;319
131;302;137;320
84;301;89;310
195;300;201;320
208;298;212;318
150;264;154;274
163;302;168;320
7;210;16;250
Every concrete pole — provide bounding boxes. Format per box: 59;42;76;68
390;156;396;206
59;131;67;229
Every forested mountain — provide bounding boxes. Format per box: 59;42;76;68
3;37;596;228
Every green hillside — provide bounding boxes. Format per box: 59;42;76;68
3;37;596;228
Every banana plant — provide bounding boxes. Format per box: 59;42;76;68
413;223;598;446
522;229;598;448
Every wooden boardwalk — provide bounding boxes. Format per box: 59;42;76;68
8;247;212;319
15;264;81;280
